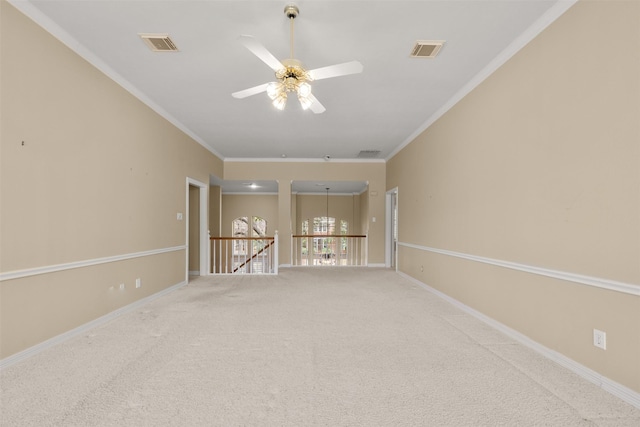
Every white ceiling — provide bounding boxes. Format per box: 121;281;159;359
14;0;570;164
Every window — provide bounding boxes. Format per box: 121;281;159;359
295;217;360;266
313;216;335;235
252;216;266;237
301;219;309;256
232;217;249;238
231;216;270;273
232;216;267;238
340;219;349;254
232;216;268;257
313;217;334;262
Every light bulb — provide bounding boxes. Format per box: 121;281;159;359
298;82;311;98
266;82;282;100
272;92;287;110
298;94;313;110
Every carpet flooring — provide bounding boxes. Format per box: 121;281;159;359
1;267;639;426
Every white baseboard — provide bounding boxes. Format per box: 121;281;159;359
367;263;386;268
397;271;640;409
188;270;200;276
0;280;187;371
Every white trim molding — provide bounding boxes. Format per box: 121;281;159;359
398;271;640;409
0;246;186;282
386;0;578;161
398;242;640;297
6;0;223;161
0;280;188;370
186;177;209;278
224;157;385;164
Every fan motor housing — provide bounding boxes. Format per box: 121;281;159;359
276;59;311;88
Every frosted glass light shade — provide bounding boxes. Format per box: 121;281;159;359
266;82;283;100
272;92;287;110
298;82;311;98
298;94;313;110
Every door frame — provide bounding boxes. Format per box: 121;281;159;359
385;187;398;270
186;177;208;280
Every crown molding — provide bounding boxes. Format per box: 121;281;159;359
224;157;385;164
7;0;224;161
386;0;579;162
222;192;279;196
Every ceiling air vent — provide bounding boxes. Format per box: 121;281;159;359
357;150;381;159
139;33;179;52
410;40;445;58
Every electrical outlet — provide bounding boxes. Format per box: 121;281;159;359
136;278;141;288
119;283;125;291
593;329;606;350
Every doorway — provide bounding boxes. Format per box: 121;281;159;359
385;188;398;270
187;178;208;281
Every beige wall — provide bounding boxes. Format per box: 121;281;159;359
359;190;369;235
0;1;223;358
387;0;640;392
221;194;279;237
209;185;222;238
295;194;363;235
224;161;385;265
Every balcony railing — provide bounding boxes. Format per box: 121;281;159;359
291;234;367;266
210;234;278;274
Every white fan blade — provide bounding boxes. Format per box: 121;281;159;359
308;94;326;114
232;83;270;99
238;35;284;72
308;61;363;81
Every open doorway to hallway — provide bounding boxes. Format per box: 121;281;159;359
187;178;208;281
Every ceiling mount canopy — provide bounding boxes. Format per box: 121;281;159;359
284;4;299;20
231;3;363;114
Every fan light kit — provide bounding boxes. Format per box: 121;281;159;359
232;4;363;113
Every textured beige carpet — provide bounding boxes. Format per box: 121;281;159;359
1;267;639;426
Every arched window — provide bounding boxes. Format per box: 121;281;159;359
232;216;267;237
252;216;266;237
232;217;249;238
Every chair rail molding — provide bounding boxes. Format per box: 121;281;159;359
398;242;640;296
0;246;187;282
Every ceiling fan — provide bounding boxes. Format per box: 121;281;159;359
231;4;363;114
